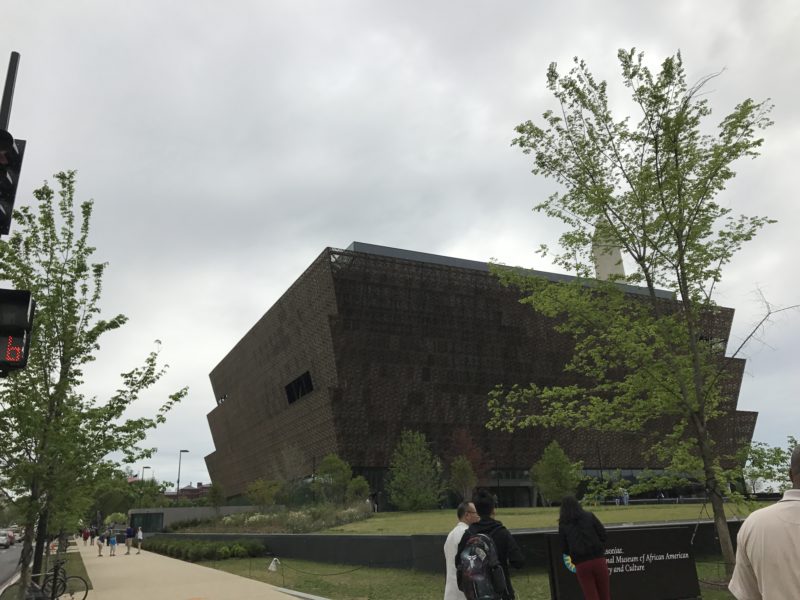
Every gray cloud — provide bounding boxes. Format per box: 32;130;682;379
2;0;798;486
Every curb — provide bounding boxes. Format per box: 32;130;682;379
272;587;331;600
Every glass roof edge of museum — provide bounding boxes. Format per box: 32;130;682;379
344;241;673;299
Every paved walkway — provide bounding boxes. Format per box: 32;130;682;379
73;539;304;600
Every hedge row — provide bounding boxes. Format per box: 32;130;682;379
142;537;266;562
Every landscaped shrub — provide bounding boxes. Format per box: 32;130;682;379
285;510;313;533
201;542;217;560
240;539;266;557
187;544;205;562
140;536;266;564
165;517;216;532
221;513;248;526
307;503;332;522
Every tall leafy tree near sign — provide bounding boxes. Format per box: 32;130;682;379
486;49;793;570
0;172;186;598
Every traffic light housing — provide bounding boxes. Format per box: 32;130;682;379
0;288;35;374
0;130;25;235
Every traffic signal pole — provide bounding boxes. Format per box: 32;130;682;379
0;51;19;131
1;51;26;236
0;51;33;376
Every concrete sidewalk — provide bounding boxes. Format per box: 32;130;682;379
73;539;302;600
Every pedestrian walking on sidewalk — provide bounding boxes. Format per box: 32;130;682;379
109;531;117;556
136;527;143;554
97;533;105;556
89;527;96;546
125;525;134;554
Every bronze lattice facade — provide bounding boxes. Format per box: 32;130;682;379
205;243;757;506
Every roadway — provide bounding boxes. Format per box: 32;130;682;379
0;542;22;589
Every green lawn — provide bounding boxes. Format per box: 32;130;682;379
324;502;759;534
203;556;735;599
198;504;758;598
270;504;752;598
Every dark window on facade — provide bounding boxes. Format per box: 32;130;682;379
286;371;314;404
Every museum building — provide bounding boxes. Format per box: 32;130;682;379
204;242;756;506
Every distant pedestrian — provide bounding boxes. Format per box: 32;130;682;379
559;495;610;600
82;528;89;546
125;525;134;554
108;531;117;556
97;533;105;556
136;526;143;554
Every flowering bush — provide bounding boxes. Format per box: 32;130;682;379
171;501;372;535
285;511;313;533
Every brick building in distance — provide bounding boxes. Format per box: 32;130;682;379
204;242;756;507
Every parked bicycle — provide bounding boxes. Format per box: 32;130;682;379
29;558;88;600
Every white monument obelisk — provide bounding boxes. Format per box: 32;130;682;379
591;218;625;280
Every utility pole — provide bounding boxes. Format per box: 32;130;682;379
1;51;26;236
0;52;34;378
176;449;189;501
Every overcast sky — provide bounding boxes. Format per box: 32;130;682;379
2;1;798;490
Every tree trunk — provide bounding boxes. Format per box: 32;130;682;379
32;509;48;585
689;410;736;574
15;530;34;600
708;486;736;576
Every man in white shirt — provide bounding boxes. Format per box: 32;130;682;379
729;444;800;599
444;501;479;600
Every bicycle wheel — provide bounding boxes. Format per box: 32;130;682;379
61;576;89;600
42;573;67;598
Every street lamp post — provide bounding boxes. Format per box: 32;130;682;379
176;450;189;501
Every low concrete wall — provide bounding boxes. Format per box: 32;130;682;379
152;519;744;573
130;505;257;529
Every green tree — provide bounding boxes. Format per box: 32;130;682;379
208;481;226;515
246;478;281;512
136;478;170;508
449;455;477;502
346;475;370;504
0;172;186;596
530;441;583;505
386;430;442;511
488;50;782;570
314;453;352;505
583;469;626;505
90;471;137;518
104;512;127;527
742;439;794;494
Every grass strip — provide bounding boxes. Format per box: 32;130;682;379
202;556;736;599
321;502;759;535
0;547;93;600
175;503;762;536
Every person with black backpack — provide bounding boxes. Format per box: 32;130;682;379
558;495;611;600
456;490;524;599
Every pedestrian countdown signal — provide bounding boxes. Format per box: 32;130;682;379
0;288;34;373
